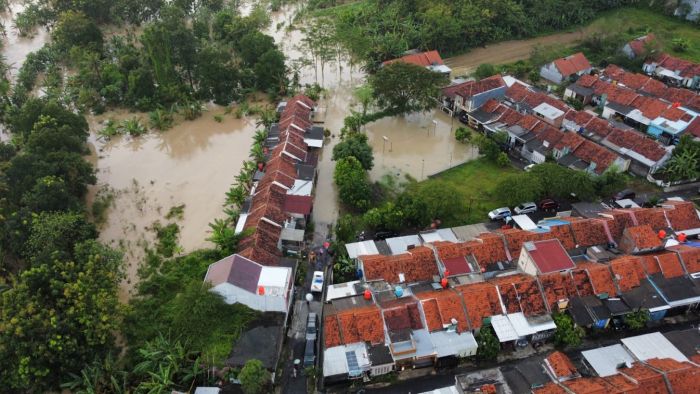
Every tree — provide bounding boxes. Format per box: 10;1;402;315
0;241;123;391
334;156;372;211
52;11;104;55
239;359;270;394
624;310;649;330
530;163;595;200
473;134;501;161
494;173;544;206
455;127;472;143
371;62;448;114
332;133;374;170
397;181;463;227
594;167;627;198
24;211;97;262
664;148;699;181
476;325;500;361
553;313;584;348
254;49;287;93
354;84;374;116
497;152;510;167
474;63;496;80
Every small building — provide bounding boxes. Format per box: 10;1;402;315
490;313;557;346
382;50;451;75
430;330;478;368
204;254;294;314
517;239;575;276
368;344;395;377
618;225;664;254
533;103;566;128
540;52;592;84
543;351;580;382
390;328;437;369
322;342;371;383
441;75;507;114
581;344;635;377
568;295;611;329
345;240;380;260
623;33;657;59
325;280;362;302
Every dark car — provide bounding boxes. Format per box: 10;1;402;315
303;339;316;367
539;199;559;211
306;313;318;341
373;230;398;241
614;189;636;201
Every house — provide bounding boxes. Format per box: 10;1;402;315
518;239;576;276
623;33;657;59
543;351;580;382
322;343;371;382
204;254;294;314
441;75;507;114
533;102;567;128
568;295;612;329
601;128;671;176
359;246;439;285
540;52;592;84
644;53;700;90
382;50;451;75
563;74;599;105
618;225;664;254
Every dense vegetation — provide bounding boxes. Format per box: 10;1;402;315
311;0;638;68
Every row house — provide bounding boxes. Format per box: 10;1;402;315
441;74;507;116
644;52;700;90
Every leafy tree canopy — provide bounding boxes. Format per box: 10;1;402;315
332;133;374;170
371;62;448;114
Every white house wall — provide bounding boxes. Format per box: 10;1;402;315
211;283;287;313
540;64;564;84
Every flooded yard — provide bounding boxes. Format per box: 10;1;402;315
86;107;257;300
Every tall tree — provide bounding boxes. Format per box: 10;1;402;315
371;62;448;114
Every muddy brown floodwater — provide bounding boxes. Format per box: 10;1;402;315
86;106;257;300
1;2;51;79
444;27;596;76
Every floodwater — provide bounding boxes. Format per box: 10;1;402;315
86;105;257;300
445;27;596;76
0;1;50;78
365;110;475;182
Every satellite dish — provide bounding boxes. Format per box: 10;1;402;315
305;293;313;302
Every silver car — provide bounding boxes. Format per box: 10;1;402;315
514;202;537;215
488;207;512;220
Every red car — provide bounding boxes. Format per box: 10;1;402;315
539;199;559;211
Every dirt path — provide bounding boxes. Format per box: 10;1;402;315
444;27;596;76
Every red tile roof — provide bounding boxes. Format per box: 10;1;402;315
481;99;502;113
283;194;313;215
534;382;568;394
361;246;439;284
382;301;424;331
546;351;578;380
605;128;668;162
645;358;700;394
669;244;700;274
566;110;595;128
686;117;700;138
563;377;610;394
610;256;647;292
442;75;506;99
571;266;595;297
505;82;531;103
577;73;600;88
416;289;470;332
603;211;637;241
627;33;656;57
490;274;548;316
663;200;700;231
564;217;612;248
631;208;669;231
237;246;281;267
517;114;542;131
455;282;503;329
601;374;641;392
536;126;565;148
618;362;669;394
442;256;472;275
324;314;342;348
539;271;579;310
572;140;618;174
639;254;663;275
525;239;576;274
656;252;686;278
585;117;614;137
383;50;444;67
575;262;617;297
619;225;663;254
334;305;385;346
553;52;592;77
555;131;586;153
632;95;669;119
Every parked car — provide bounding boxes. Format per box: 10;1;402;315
614;189;636;201
539;199;559;211
310;271;324;293
488;207;512;220
514;202;537;215
524;164;536;172
373;230;398;241
306;313;318;341
303;339;316;367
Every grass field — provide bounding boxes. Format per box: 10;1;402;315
589;7;700;63
421;158;519;225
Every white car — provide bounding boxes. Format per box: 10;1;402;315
310;271;324;293
488;207;512;221
524;164;536;172
514;202;537;215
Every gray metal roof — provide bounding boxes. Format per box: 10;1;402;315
385;235;422;255
581;344;635;377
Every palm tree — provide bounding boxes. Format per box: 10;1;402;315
664;149;699;181
225;185;246;208
249;142;265;162
255;107;277;129
253;129;268;144
207;218;236;254
149;108;174;131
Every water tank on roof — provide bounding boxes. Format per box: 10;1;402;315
394;286;404;297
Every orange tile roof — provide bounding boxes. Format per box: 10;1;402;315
669;244;700;274
539;271;579;310
454;282;503;329
553;52;592;77
575;262;617;297
628;33;656;57
602;374;641;393
534;382;568;394
645;358;700;394
603;211;637;241
442;75;506;99
383;50;444;67
416;289;470;332
554;130;586;152
564;217;611;248
619;225;663;254
324;314;342;348
335;305;385;346
565;110;595;127
490;274;548;316
585;117;614;138
663;200;700;231
546;351;578;379
571;267;595;297
605;128;668;162
631;208;669;231
656;252;686;278
610;256;647;292
382;301;424;331
639;254;662;275
618;362;669;394
563;377;610;394
361;246;439;284
572;139;618;174
433;234;509;267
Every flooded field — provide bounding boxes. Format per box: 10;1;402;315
1;2;50;79
445;27;595;76
87;106;257;300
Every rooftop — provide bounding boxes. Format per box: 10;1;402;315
622;332;689;363
581;344;635;377
552;52;592;77
383;50;444;67
361;246;439;284
523;239;576;274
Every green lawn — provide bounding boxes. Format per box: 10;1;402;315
422;158;518;225
589;8;700;63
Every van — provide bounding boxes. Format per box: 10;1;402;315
303;339;316;367
306;313;318;341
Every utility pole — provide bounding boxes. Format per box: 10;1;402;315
421;159;425;180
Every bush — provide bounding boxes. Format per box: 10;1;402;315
334;156;371;211
476;325;500;361
553;313;584;348
496;152;510;167
624;310;649;330
672;37;690;52
474;63;496;80
239;359;270;394
332;133;374;170
455;127;472;143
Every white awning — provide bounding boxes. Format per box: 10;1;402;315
288;179;313;196
430;331;478;358
582;344;635;377
385;235;422;255
323;346;350;377
304;138;324;148
345;241;379;259
491;315;519;342
511;214;538;231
